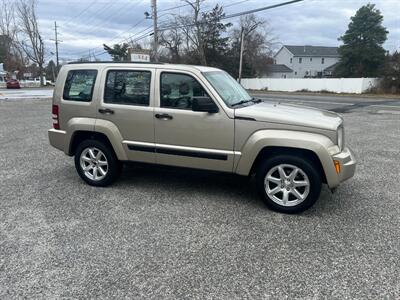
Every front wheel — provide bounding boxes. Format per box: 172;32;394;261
256;155;322;213
74;139;121;186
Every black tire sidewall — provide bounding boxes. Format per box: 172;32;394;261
256;155;322;213
74;139;121;187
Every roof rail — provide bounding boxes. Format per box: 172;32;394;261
67;61;165;65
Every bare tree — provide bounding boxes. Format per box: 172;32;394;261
17;0;45;85
159;19;183;63
181;0;206;65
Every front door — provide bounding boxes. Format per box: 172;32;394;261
154;70;235;172
96;67;155;163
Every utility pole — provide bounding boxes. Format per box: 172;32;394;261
238;26;245;84
53;21;60;75
151;0;158;62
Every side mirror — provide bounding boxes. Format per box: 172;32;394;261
192;96;219;113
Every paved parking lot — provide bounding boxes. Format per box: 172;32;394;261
1;93;399;298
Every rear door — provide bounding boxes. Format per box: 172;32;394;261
96;67;155;163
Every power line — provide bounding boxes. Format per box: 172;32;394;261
71;0;304;59
62;0;98;27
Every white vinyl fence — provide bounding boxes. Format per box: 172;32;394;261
241;78;379;94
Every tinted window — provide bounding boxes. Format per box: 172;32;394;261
104;70;151;106
160;73;208;110
63;70;97;102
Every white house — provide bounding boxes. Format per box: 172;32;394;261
273;45;340;78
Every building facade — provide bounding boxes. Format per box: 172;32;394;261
273;45;340;78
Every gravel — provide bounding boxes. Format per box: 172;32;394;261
0;98;399;299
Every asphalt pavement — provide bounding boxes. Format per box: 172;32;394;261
0;92;399;298
252;91;400;113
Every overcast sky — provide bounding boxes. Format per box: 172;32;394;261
36;0;400;62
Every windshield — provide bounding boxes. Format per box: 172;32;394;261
203;71;252;106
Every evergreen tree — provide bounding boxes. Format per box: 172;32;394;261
335;4;388;77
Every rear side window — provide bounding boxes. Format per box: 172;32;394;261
104;70;151;106
63;70;97;102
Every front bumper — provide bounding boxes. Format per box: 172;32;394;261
48;129;67;153
330;147;356;187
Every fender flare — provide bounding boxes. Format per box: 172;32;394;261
235;130;339;187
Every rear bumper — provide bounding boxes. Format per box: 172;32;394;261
48;129;67;153
329;147;356;188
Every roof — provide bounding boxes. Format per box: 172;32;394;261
265;64;293;73
323;62;339;72
282;45;339;57
64;62;221;73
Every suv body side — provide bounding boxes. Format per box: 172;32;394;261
49;63;355;190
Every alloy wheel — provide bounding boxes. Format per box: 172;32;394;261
80;147;108;181
264;164;310;207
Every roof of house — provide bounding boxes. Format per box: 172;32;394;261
282;45;339;57
323;62;339;72
266;64;293;73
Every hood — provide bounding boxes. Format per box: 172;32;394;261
235;101;342;131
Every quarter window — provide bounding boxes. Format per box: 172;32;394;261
63;70;97;102
160;72;208;110
104;70;151;106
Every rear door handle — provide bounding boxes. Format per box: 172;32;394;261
155;113;173;120
98;108;114;114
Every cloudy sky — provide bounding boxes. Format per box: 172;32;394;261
36;0;400;62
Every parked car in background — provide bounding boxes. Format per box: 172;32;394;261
6;79;21;89
48;62;356;214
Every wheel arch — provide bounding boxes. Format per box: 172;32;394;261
249;146;327;183
235;130;338;187
68;130;126;160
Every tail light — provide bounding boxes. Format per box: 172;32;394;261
52;104;60;129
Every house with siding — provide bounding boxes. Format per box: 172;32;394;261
272;45;340;78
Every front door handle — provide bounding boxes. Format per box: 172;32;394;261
155;113;173;120
98;108;114;114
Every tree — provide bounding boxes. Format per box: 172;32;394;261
17;0;45;85
335;4;388;77
45;60;56;82
228;14;275;78
159;20;183;63
200;5;232;68
0;0;25;73
381;51;400;93
103;43;130;61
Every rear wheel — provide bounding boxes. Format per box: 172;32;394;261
74;139;121;186
256;155;322;213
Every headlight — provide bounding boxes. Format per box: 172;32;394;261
337;126;344;151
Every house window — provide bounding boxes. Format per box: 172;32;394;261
295;72;297;75
321;58;325;64
299;57;302;63
290;58;292;63
310;57;313;62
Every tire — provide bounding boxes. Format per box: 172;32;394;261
74;139;121;187
255;154;322;213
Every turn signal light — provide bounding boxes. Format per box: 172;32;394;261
334;160;341;174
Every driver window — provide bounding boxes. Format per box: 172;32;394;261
160;72;208;110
